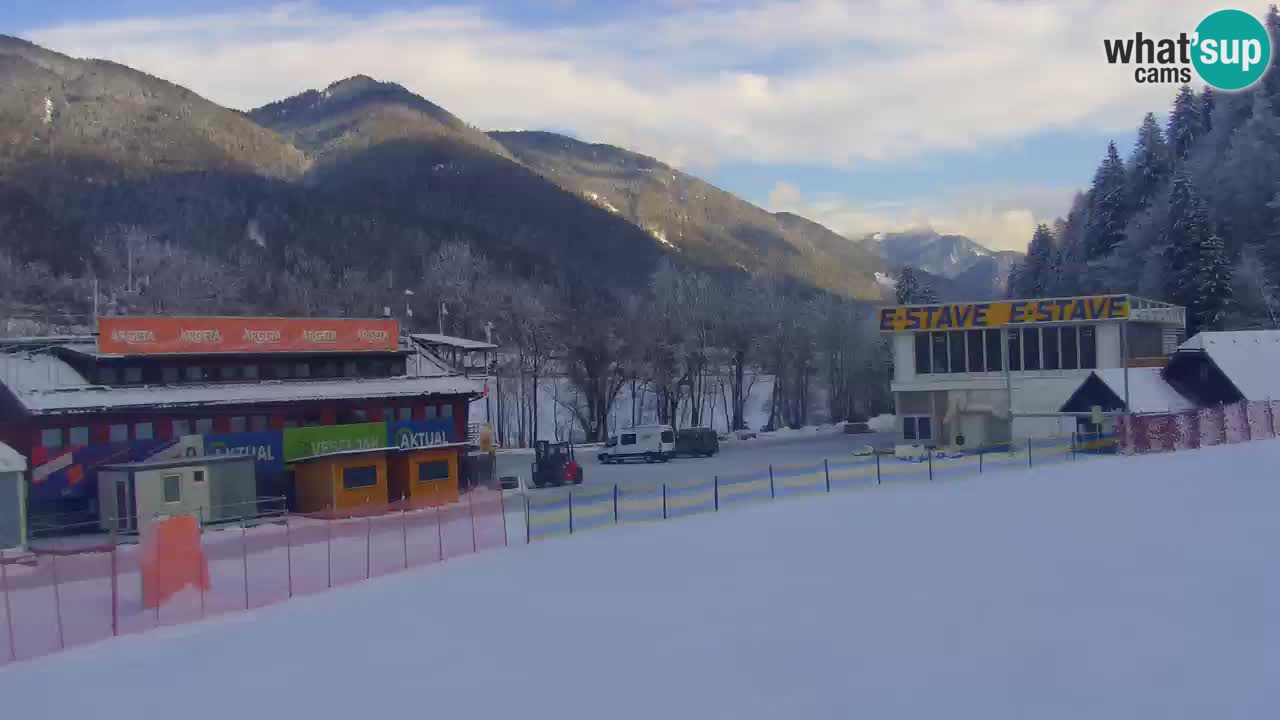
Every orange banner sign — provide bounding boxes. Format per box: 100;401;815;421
98;317;400;355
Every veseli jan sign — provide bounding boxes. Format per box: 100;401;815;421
879;295;1129;332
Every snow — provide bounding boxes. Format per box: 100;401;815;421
874;271;896;287
42;97;52;125
4;440;1278;718
647;226;675;248
0;442;26;473
867;413;895;432
1179;330;1280;401
0;348;478;414
1091;368;1195;414
583;191;619;213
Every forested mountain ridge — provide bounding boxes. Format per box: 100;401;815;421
1008;5;1280;336
491;131;889;301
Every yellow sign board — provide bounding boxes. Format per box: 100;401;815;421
879;295;1129;332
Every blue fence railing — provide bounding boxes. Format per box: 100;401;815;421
522;433;1119;542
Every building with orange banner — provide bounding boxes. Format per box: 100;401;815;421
0;317;483;530
879;295;1186;450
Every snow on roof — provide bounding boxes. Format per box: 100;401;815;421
0;351;481;415
410;334;497;351
1178;330;1280;401
1092;368;1195;414
0;443;26;473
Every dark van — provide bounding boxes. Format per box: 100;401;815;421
674;427;720;457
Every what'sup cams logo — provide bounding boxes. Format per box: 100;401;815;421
1105;9;1271;90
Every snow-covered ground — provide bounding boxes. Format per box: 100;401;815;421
4;441;1278;719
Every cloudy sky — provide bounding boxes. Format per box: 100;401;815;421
9;0;1231;250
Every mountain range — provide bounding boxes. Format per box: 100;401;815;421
0;34;1012;309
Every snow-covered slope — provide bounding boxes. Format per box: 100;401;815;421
3;441;1277;718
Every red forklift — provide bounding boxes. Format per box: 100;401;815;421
531;440;584;488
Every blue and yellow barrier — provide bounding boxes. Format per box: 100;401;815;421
772;463;827;496
618;485;664;523
716;471;773;508
526;492;572;541
571;487;617;532
664;480;716;518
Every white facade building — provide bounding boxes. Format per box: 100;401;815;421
881;295;1186;449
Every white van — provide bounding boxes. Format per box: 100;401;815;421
598;425;676;464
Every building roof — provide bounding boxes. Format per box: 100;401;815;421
1091;368;1195;414
1176;330;1280;402
0;349;481;416
410;334;498;351
102;454;255;472
0;442;26;473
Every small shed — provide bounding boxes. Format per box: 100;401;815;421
292;449;390;513
387;447;460;508
98;455;257;533
0;442;28;549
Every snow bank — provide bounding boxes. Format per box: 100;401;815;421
868;413;896;432
3;441;1278;719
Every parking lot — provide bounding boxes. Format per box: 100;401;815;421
572;428;895;489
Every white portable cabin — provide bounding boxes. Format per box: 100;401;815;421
97;454;257;533
599;425;676;463
0;442;28;550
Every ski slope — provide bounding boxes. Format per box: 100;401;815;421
3;441;1278;719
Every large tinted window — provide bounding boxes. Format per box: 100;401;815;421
948;332;967;373
914;333;931;374
1007;330;1022;371
660;430;675;443
1061;326;1079;369
1022;328;1041;371
967;330;985;372
1043;327;1061;370
1080;326;1098;369
931;333;948;374
621;434;637;446
985;330;1003;371
343;465;379;490
417;461;450;483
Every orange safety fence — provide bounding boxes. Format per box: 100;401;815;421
0;489;506;666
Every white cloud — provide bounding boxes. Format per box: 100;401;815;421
766;181;1075;252
22;0;1229;171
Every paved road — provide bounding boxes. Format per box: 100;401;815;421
575;430;895;490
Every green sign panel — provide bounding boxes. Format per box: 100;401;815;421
283;422;387;463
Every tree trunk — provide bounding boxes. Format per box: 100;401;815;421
731;350;746;430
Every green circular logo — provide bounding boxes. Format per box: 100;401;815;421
1192;9;1271;91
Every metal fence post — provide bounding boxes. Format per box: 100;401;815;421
109;537;120;637
242;520;251;610
525;494;532;544
824;459;830;492
2;558;14;661
662;484;668;519
401;506;409;569
927;451;933;482
769;465;775;498
569;491;575;534
365;516;373;580
500;493;509;548
1027;437;1033;467
714;476;719;510
437;506;445;561
468;491;478;553
50;553;65;649
876;452;881;486
613;484;619;524
978;445;984;473
1071;432;1077;461
285;516;294;599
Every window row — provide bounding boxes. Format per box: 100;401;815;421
914;325;1098;375
95;357;408;387
37;405;454;449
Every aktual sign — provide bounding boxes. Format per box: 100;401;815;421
879;296;1129;332
387;419;457;449
204;432;285;475
97;316;399;355
283;422;387;463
